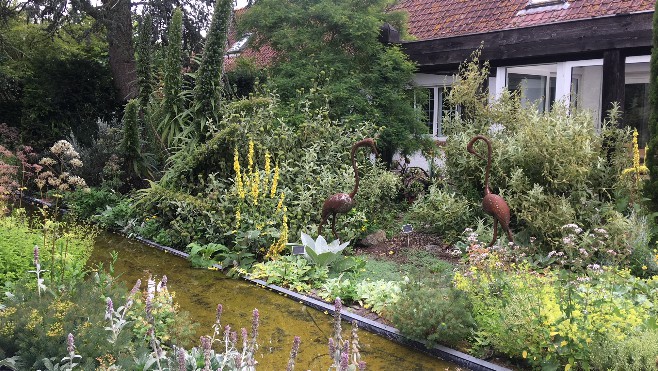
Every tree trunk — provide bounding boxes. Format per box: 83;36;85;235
103;0;138;101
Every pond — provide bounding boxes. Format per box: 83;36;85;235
90;232;460;370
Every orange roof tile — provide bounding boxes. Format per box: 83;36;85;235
389;0;654;41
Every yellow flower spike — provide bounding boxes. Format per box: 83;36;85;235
271;165;280;198
264;151;271;190
248;140;255;177
276;193;285;212
251;169;260;205
235;207;241;229
234;148;245;199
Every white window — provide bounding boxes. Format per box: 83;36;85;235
418;87;458;138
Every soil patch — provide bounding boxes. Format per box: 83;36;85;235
354;231;459;265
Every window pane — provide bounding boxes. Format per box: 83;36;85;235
422;88;435;135
508;73;547;112
624;83;649;148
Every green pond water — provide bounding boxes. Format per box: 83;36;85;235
89;232;460;371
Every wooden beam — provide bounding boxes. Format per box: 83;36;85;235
403;12;652;73
601;49;626;124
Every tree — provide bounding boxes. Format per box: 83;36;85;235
21;0;215;102
646;0;658;211
239;0;429;164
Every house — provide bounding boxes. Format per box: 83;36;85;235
230;0;654;167
389;0;653;162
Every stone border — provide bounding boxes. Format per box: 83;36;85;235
18;196;510;370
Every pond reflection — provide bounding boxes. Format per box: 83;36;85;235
90;232;459;370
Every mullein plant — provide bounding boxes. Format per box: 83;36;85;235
232;140;289;260
622;129;650;205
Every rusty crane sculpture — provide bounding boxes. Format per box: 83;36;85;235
467;135;514;246
318;138;378;241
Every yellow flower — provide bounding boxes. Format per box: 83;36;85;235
251;167;260;205
276;193;285;212
264;151;271;189
270;165;280;198
642;265;647;270
248;140;255;176
235;207;241;228
234;148;245;199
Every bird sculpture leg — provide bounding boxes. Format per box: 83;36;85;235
318;215;327;236
489;219;499;247
331;213;340;241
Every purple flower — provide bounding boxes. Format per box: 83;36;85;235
33;245;40;266
216;304;223;325
105;297;114;320
251;308;259;343
130;279;141;297
328;338;336;358
339;349;349;371
358;361;366;370
286;336;301;371
241;327;248;348
67;333;75;354
177;348;186;371
200;335;212;371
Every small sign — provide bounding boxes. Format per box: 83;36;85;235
402;224;413;234
291;245;306;255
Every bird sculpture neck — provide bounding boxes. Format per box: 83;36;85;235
468;135;493;195
349;138;377;199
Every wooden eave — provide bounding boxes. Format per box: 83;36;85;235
402;11;653;74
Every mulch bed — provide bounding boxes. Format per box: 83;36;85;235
354;231;459;265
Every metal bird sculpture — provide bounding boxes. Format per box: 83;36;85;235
467;135;514;246
318;138;378;241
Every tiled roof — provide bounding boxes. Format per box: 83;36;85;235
224;7;277;71
390;0;654;41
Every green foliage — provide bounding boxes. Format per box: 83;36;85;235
0;275;142;370
589;329;658;371
392;274;475;347
249;255;329;292
443;55;636;255
0;209;95;286
136;13;154;106
0;210;40;284
145;93;396;250
454;254;658;370
192;0;232;138
645;0;658;212
94;197;137;231
64;188;122;221
187;242;225;268
0;19;119;150
224;57;266;98
121;99;150;183
239;0;430;163
159;8;185;149
406;185;473;243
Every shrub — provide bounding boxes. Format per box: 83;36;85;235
0;209;95;286
454;252;658;370
248;255;329;292
64;188;122;221
590;329;658;371
442;55;643;261
392;274;474;347
406;185;473;243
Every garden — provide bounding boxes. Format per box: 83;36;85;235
2;0;658;369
